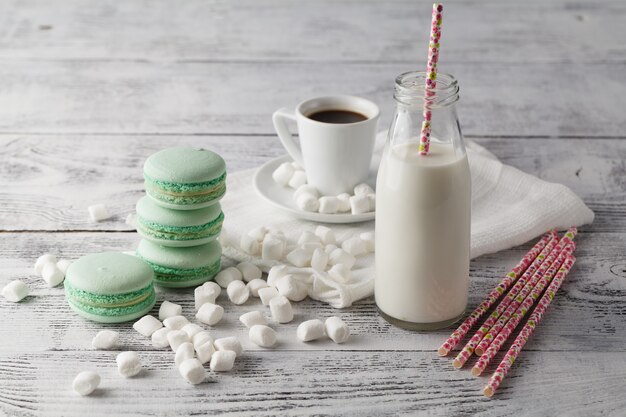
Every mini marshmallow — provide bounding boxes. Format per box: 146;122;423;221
175;342;195;367
354;183;375;196
215;267;243;288
249;325;277;348
163;315;189;330
240;234;260;255
272;162;295;186
56;259;72;275
318;196;340;214
214;337;243;357
1;280;29;302
298;231;321;246
291;161;302;170
133;315;163;337
88;204;111;222
328;264;353;284
325;316;350;344
248;226;268;241
196;303;224;326
286;248;312;268
350;194;371;214
227;280;250;305
194;282;221;310
181;323;203;339
275;275;308;302
329;248;356;270
336;193;351;212
239;310;267;328
258;287;280;306
360;232;375;252
195;339;216;364
296;193;319;212
293;184;319;201
367;193;376;211
269;295;294;323
151;327;172;348
301;241;323;252
34;254;56;275
325;244;338;254
237;262;262;282
158;300;182;321
315;226;336;245
311;248;329;272
210;350;236;372
192;331;214;348
262;236;285;261
92;330;119;350
179;358;206;384
288;170;307;188
297;319;326;342
116;351;142;377
247;278;268;297
73;371;100;396
41;262;64;287
167;330;191;351
341;236;368;257
267;264;289;287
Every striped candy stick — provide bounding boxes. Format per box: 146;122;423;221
473;242;576;356
418;3;444;155
483;255;577;397
472;254;577;376
452;235;560;368
437;231;555;356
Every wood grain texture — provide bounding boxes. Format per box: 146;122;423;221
0;231;624;354
0;135;624;231
0;0;623;64
1;350;625;417
0;61;624;136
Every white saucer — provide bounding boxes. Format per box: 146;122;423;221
253;155;376;224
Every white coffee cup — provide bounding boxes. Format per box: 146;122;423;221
272;96;380;196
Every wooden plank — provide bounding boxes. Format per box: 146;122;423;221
0;135;623;231
0;0;623;64
0;349;624;416
1;231;624;354
0;62;624;136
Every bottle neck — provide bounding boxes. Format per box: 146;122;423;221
393;71;460;108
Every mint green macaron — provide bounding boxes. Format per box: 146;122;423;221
136;239;222;288
135;196;224;247
144;147;227;210
64;252;156;323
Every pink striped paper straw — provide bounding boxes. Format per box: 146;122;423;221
472;254;577;376
452;235;560;368
437;231;555;356
483;255;577;397
474;243;574;356
418;3;444;155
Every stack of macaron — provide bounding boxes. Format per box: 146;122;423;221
134;147;227;288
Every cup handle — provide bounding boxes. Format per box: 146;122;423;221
272;107;304;166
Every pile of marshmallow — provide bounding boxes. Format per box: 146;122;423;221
272;161;375;215
241;225;374;286
1;254;73;302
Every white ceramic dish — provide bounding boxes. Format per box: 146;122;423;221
253;155;376;224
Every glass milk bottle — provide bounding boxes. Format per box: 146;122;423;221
375;71;470;330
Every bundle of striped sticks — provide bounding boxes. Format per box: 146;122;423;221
438;228;578;397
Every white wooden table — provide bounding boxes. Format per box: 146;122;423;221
1;1;625;415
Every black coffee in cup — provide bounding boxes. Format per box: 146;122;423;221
307;109;368;124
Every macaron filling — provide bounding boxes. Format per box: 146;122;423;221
138;257;221;284
136;211;224;242
65;281;156;317
144;172;226;205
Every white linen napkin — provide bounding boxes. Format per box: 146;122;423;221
219;133;594;308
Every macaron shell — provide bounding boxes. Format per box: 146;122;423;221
65;252;154;295
143;147;226;184
136;239;222;269
136;196;222;227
